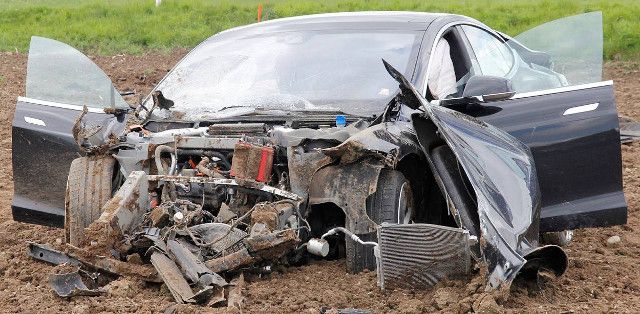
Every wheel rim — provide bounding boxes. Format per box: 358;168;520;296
397;182;413;224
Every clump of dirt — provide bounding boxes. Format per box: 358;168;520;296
103;277;139;298
1;50;640;312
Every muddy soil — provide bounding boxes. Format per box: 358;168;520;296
1;50;640;313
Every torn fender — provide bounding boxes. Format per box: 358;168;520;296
308;122;422;234
383;60;543;289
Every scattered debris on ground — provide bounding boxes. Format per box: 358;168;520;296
30;190;304;307
619;116;640;143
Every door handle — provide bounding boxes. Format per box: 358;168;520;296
563;103;599;116
24;116;46;126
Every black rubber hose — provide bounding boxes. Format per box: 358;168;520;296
204;151;231;170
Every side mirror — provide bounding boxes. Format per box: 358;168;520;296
462;75;515;102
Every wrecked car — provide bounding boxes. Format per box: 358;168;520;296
13;11;626;300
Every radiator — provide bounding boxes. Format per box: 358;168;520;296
376;223;472;289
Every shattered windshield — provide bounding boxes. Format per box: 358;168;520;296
145;30;421;120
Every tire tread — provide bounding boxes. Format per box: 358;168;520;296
65;157;115;246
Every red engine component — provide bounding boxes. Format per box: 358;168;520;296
230;141;274;183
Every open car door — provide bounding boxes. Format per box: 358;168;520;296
12;37;128;227
485;12;625;232
439;12;626;233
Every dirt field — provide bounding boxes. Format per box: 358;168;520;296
1;50;640;313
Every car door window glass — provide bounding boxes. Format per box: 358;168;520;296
462;26;513;77
513;12;602;85
26;36;128;109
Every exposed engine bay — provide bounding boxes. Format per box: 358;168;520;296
114;117;392;237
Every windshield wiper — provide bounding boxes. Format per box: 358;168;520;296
217;105;256;112
289;109;374;121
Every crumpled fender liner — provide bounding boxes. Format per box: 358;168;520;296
518;244;568;280
308;159;384;234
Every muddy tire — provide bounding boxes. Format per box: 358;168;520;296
65;156;116;246
345;169;413;273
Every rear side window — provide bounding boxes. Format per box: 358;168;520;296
461;26;514;77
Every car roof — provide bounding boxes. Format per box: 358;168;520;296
213;11;452;39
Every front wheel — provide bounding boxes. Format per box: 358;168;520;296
345;169;413;273
65;156;116;246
